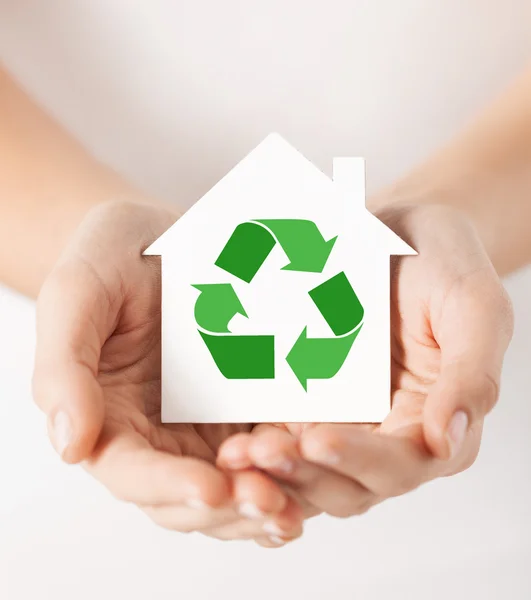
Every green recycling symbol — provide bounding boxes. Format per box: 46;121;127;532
192;219;364;390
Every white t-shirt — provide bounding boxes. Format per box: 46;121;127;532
1;2;531;600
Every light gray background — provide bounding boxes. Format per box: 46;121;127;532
0;1;530;598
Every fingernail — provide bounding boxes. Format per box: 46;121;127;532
253;450;295;473
238;502;264;519
263;521;285;536
220;449;249;469
304;441;340;465
186;498;210;510
268;535;286;546
447;411;468;459
265;457;295;474
50;411;72;458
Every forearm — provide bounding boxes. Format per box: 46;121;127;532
0;66;159;297
373;68;531;276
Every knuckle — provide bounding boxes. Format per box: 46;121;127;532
300;431;337;462
31;371;56;411
331;502;372;519
457;446;480;474
498;286;515;340
472;279;514;342
38;263;77;304
381;469;422;497
325;503;349;518
447;423;483;476
208;532;237;542
477;373;500;416
392;476;420;497
328;494;375;518
109;486;134;505
143;508;196;534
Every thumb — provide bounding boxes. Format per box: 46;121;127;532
33;263;114;463
423;275;513;461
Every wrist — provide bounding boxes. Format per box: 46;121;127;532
77;197;181;251
368;173;501;270
14;189;177;298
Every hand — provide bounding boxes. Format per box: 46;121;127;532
218;204;514;518
32;200;303;545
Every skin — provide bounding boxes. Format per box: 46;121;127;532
218;205;513;517
1;67;303;545
219;69;531;517
33;201;304;545
1;64;529;544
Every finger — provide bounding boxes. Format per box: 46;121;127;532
33;262;115;463
424;271;513;460
231;469;289;518
85;429;231;507
300;424;440;498
253;497;304;546
254;536;290;548
217;425;300;471
203;496;304;542
217;432;254;470
142;503;239;534
142;470;302;536
247;425;376;517
217;424;317;471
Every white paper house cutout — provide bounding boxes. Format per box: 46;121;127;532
144;134;416;423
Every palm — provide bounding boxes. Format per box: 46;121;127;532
95;272;251;465
214;204;510;524
98;282;251;462
278;257;442;444
56;202;253;470
367;206;488;464
379;254;442;442
280;207;486;462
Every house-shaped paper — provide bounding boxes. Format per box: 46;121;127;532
144;134;416;423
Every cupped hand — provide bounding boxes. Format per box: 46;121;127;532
218;204;514;518
32;201;303;545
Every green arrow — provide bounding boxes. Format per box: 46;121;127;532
308;271;364;336
192;283;247;333
286;325;362;391
256;219;337;273
215;222;276;283
197;223;363;388
199;331;275;379
214;219;337;283
286;271;365;390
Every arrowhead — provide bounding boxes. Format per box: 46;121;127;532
286;327;309;391
192;283;247;317
320;235;338;267
282;236;337;273
192;283;248;333
231;291;248;319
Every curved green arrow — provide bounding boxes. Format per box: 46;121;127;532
286;325;362;391
215;219;337;283
215;222;276;284
192;283;247;333
308;271;364;336
256;220;337;273
286;271;364;390
195;222;364;388
199;331;275;379
193;284;274;379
